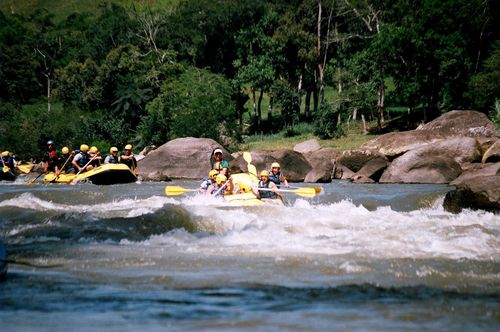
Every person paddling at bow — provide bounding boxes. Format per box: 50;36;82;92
43;140;62;173
207;174;234;197
252;170;281;201
120;144;137;172
268;162;289;188
199;169;218;193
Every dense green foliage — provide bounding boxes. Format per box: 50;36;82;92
0;0;498;160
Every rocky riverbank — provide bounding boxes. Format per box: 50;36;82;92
137;110;499;213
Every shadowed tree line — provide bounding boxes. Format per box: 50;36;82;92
0;0;498;160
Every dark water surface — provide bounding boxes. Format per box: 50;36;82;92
0;179;498;331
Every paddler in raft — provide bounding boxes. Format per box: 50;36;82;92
268;162;289;188
43;140;62;174
206;174;234;197
120;144;137;173
104;147;120;164
199;169;219;193
89;146;103;168
212;148;229;177
1;151;16;181
252;170;282;202
58;146;75;174
72;144;93;173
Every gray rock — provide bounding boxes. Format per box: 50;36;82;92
444;175;500;213
380;147;462;183
138;137;234;180
481;140;500;163
303;148;339;183
294;139;321;154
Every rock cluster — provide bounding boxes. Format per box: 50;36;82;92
137;110;499;213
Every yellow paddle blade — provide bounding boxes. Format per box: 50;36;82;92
286;187;316;198
242;152;258;177
17;164;33;174
3;166;9;173
289;185;322;194
164;186;196;196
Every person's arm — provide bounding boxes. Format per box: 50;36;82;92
280;174;289;187
270;182;282;198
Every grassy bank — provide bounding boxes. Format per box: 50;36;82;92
239;122;379;152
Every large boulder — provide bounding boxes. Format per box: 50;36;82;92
379;146;462;183
352;157;390;182
294;139;321;154
481;140;500;163
303;148;339;183
336;149;388;173
243;150;312;182
416;110;498;137
450;162;500;186
361;130;448;158
427;137;482;164
138;137;234;180
443;175;500;213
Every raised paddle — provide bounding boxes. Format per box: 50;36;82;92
1;155;9;173
242;152;258;178
255;186;316;198
164;186;197;196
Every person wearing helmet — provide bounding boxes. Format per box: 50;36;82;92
252;170;281;200
43;140;62;173
120;144;137;172
198;169;218;193
1;151;16;180
268;162;289;188
207;173;234;197
60;147;75;174
104;147;120;164
212;148;229;177
72;144;92;173
88;146;102;168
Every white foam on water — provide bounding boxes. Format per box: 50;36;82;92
143;198;500;262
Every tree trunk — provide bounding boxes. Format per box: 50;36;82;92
268;96;273;120
361;114;368;134
251;89;257;117
376;78;384;131
305;90;311;120
47;76;51;113
257;89;263;131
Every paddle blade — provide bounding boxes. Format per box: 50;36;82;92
17;164;33;174
3;166;9;173
291;187;316;198
243;151;252;163
164;186;196;196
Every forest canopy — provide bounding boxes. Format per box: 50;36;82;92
0;0;498;160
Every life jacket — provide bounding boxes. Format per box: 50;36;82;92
213;160;230;176
199;177;212;191
77;151;90;167
61;155;75;173
46;149;61;165
105;154;119;164
258;180;277;199
268;170;281;186
211;182;226;197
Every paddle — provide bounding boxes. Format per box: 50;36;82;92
51;156;71;183
242;152;258;178
1;258;62;268
287;185;323;194
1;155;9;173
164;185;197;196
16;163;33;174
71;153;99;184
27;171;48;184
255;187;316;198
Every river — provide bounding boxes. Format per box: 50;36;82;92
0;179;498;331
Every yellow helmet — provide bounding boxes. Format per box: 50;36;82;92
110;147;118;153
90;146;98;154
62;147;69;154
125;144;133;150
80;144;89;152
271;162;280;169
1;151;9;157
208;169;218;178
216;174;227;185
260;170;270;177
